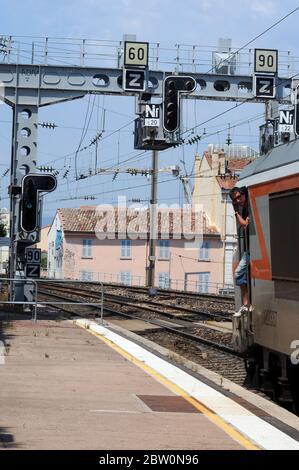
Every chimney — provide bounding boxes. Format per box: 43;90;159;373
211;151;218;175
218;150;226;175
211;150;226;176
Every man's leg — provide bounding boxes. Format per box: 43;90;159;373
234;252;250;314
240;284;249;307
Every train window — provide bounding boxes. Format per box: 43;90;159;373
269;189;299;282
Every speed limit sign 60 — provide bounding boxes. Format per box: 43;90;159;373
124;41;149;68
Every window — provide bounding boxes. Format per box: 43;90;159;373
158;272;170;289
119;271;132;286
80;271;93;281
158;240;170;260
199;241;210;261
82;239;92;258
197;272;210;294
270;189;299;282
121;240;132;259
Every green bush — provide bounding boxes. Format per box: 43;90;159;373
0;223;7;237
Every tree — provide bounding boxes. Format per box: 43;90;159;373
0;223;7;237
41;251;47;269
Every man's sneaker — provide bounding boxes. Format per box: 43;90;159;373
233;305;248;318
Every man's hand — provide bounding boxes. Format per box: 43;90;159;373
233;202;239;213
235;213;249;227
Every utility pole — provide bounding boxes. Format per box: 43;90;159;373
147;149;158;289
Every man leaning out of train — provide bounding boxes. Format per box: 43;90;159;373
230;186;252;317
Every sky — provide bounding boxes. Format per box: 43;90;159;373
1;0;299;225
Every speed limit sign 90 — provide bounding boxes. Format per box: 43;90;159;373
254;49;278;74
25;247;41;264
124;41;149;68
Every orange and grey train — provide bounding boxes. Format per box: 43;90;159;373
233;139;299;413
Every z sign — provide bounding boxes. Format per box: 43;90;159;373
25;263;40;278
254;75;276;99
123;69;145;92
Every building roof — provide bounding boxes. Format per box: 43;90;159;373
239;140;299;182
202;151;254;190
215;176;237;190
207;143;258;159
57;207;220;238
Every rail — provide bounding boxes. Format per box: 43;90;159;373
0;278;104;324
43;269;234;296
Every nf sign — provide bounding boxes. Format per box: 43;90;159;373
279;109;294;133
144;104;160;127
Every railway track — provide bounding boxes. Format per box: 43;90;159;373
38;279;234;303
37;281;234;321
36;282;248;386
101;281;234;303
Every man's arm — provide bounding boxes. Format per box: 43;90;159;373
235;211;249;227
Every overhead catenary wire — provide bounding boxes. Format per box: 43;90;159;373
180;5;299;140
47;110;264;195
11;20;297;175
4;13;299;211
204;5;299;75
74;93;93;178
0;103;263;204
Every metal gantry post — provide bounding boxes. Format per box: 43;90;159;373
9;97;39;301
147;149;158;288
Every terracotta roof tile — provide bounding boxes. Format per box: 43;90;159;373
216;176;238;190
227;158;254;171
201;151;254;189
57;207;220;238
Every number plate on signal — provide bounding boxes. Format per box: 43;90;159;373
254;49;278;74
124;41;149;68
25;247;41;264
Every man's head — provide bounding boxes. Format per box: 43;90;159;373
230;186;247;208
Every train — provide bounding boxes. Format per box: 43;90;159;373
232;137;299;414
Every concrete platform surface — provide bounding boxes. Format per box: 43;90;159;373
0;317;244;450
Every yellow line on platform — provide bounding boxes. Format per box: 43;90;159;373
76;321;260;451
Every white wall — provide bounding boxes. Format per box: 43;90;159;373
47;212;64;278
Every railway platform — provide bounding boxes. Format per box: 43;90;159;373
1;310;299;450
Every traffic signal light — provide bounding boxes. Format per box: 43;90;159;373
163;76;196;132
20;174;57;232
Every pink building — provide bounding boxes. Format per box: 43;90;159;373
47;206;225;293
